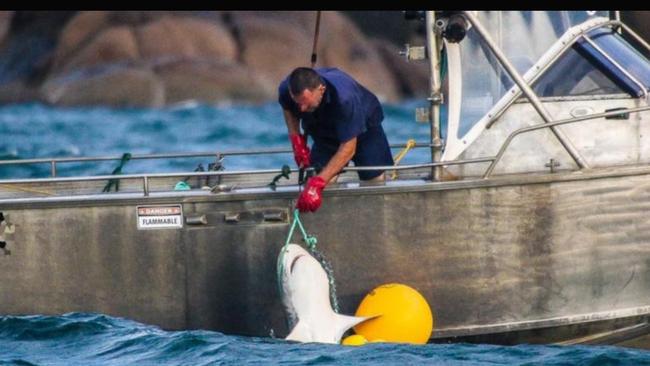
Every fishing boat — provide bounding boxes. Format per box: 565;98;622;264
1;11;650;348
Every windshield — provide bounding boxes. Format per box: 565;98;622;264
443;11;613;162
456;11;610;139
533;28;650;97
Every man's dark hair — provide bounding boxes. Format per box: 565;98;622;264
288;67;324;95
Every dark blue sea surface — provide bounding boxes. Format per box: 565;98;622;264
0;102;431;179
1;103;650;364
1;313;649;366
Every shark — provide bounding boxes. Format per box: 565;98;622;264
277;243;371;344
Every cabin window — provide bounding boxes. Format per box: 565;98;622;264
533;28;650;97
457;31;516;138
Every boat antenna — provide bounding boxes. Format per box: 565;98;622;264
310;11;322;68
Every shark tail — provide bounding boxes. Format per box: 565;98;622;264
285;314;376;344
332;313;376;343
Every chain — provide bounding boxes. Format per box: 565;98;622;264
307;245;339;313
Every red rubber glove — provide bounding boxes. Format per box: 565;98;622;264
290;133;311;168
296;176;327;212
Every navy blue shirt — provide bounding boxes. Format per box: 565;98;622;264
278;68;384;148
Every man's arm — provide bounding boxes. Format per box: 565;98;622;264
295;138;355;212
283;109;301;135
318;137;356;184
284;109;311;168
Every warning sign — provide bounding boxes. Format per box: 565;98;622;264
137;205;183;230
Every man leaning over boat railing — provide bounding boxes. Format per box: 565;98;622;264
278;67;394;212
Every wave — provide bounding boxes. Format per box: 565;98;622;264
0;102;434;179
0;313;648;366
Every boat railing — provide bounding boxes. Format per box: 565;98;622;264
364;104;650;181
0;142;434;178
2;105;650;198
483;105;650;178
0;158;496;197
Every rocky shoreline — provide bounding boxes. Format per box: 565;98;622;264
0;11;647;108
0;11;430;108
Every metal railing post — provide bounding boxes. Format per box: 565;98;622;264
143;176;149;196
425;11;444;181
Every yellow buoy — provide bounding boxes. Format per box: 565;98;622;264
341;334;368;346
353;283;434;344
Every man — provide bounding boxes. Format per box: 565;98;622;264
278;67;394;213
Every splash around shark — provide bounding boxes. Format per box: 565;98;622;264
277;244;372;344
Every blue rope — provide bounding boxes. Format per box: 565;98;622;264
277;210;316;294
286;209;317;248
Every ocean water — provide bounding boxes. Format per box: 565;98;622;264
0;101;433;179
1;102;650;365
1;313;649;366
